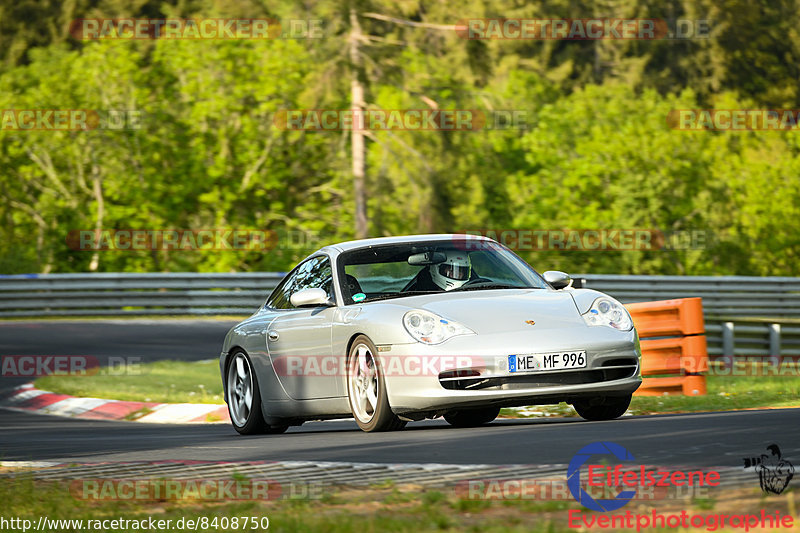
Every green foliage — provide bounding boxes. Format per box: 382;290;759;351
0;0;798;275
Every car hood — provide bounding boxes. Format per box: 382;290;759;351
392;289;586;334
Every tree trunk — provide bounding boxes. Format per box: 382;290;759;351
89;164;104;272
350;8;368;239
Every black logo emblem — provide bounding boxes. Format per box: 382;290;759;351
743;444;794;494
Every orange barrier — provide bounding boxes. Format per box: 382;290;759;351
625;297;707;396
625;297;705;337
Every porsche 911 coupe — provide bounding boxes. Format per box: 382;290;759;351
220;234;641;433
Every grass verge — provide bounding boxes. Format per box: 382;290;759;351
1;475;796;532
1;476;574;533
35;360;223;404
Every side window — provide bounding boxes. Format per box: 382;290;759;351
266;256;333;310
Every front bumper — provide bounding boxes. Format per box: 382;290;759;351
382;328;641;414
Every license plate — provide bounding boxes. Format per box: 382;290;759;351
508;351;587;373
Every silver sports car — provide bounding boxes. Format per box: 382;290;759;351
220;234;641;434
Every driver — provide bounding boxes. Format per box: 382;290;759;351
430;251;472;291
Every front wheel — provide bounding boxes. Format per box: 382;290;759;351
346;335;406;432
444;406;500;427
226;350;288;435
573;394;632;421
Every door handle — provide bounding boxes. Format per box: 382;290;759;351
267;331;279;342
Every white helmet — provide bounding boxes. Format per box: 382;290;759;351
431;251;472;290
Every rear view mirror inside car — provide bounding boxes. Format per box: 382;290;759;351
407;251;447;266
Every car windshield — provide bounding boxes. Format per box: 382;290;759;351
337;239;548;304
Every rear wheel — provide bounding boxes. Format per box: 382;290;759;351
346;335;406;432
444;406;500;427
573;394;632;421
226;350;288;435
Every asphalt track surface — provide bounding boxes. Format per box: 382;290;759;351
1;320;799;467
2;407;800;467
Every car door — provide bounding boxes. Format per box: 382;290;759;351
264;255;339;400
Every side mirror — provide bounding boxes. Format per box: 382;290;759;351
543;270;572;290
290;288;334;307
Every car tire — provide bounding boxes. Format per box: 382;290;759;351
226;350;288;435
573;394;632;421
346;335;407;432
444;406;500;427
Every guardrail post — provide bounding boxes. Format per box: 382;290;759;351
722;322;735;367
768;323;781;366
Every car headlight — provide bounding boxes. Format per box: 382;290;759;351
582;297;633;331
402;310;475;345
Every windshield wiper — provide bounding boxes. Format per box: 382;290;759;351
362;290;441;302
451;282;527;292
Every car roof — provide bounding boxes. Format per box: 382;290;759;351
318;233;494;255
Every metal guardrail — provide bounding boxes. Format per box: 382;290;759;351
1;272;798;360
579;275;800;318
0;273;285;317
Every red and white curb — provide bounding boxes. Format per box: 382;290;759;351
0;384;229;424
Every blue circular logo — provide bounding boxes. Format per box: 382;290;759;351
567;441;637;512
